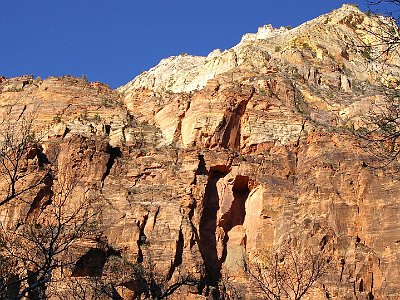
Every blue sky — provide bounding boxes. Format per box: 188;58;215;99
0;1;372;88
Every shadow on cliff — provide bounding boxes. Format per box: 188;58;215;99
199;167;228;286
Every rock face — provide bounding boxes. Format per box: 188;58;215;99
1;4;400;299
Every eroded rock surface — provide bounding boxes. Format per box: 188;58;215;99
1;4;400;299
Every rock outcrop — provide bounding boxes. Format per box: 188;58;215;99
1;4;400;299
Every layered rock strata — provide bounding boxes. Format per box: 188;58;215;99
1;4;400;299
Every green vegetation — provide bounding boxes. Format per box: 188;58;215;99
80;109;88;120
53;114;62;123
362;45;372;60
93;113;101;123
259;88;267;96
100;95;122;108
302;42;312;50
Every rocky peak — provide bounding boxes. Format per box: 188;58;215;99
117;5;400;149
239;24;290;43
119;4;400;96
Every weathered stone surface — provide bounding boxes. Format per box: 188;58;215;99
1;4;400;300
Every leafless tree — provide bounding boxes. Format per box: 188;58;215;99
50;241;202;300
108;253;200;299
50;276;118;300
245;245;331;300
0;176;99;299
0;104;49;207
356;91;400;163
357;1;400;60
217;274;245;300
366;0;400;22
341;3;400;162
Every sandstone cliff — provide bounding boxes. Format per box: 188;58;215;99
1;4;400;299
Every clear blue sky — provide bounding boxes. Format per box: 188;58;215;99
0;1;373;88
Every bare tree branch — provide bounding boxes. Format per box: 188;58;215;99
245;245;331;300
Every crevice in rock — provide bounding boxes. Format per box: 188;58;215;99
173;95;192;146
359;279;364;292
210;88;253;151
104;124;111;135
27;146;51;170
369;272;374;300
191;154;208;185
196;154;208;176
25;172;53;222
198;167;228;286
62;126;71;139
340;258;345;282
167;227;184;280
220;96;252;150
320;235;329;250
71;248;107;277
152;206;160;228
101;144;121;186
37;151;50;170
137;213;149;264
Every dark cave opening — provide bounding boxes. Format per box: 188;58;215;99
71;248;107;277
104;124;111;135
101;145;121;183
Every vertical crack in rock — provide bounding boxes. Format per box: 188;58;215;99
104;124;111;135
167;226;184;280
195;154;208;176
25;172;53;222
221;96;252;150
101;144;121;187
198;167;229;285
137;213;149;264
152;206;160;229
173;94;192;145
212;88;254;151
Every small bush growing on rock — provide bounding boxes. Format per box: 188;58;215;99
246;245;331;300
259;88;267;96
362;46;372;60
92;113;101;123
81;74;88;82
53;114;62;123
80;109;88;121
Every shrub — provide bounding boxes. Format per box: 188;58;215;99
53;114;62;123
93;114;101;123
362;46;372;60
81;74;88;82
